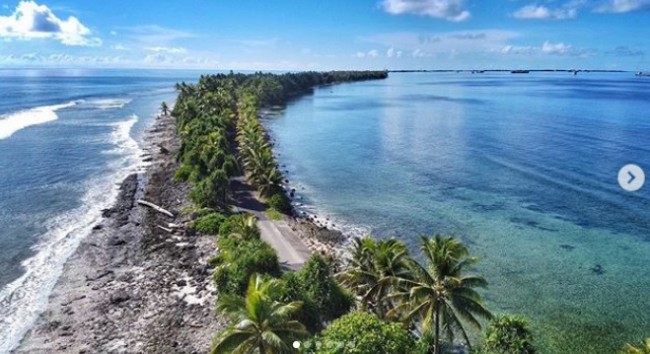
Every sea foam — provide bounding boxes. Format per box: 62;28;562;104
0;114;144;353
89;98;132;110
0;101;77;140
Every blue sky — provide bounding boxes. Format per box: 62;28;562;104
0;0;648;70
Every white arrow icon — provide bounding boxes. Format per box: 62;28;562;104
618;164;645;192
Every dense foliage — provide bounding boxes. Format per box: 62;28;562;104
212;214;281;295
304;312;416;354
479;315;536;354
212;274;308;354
192;211;226;235
620;338;650;354
173;71;388;210
279;255;354;333
172;70;646;353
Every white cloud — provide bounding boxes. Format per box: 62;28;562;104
386;48;405;58
112;44;128;51
110;30;117;36
144;53;170;64
363;30;520;55
123;25;194;45
512;0;588;20
412;48;428;57
500;45;536;55
145;46;187;54
542;41;573;55
596;0;650;12
381;0;470;22
0;1;101;46
356;49;380;58
513;5;550;19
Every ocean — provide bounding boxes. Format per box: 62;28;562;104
0;69;196;352
265;72;650;353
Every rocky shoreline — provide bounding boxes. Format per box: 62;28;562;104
14;108;353;354
15;114;223;354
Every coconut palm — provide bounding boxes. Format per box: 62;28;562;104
337;236;412;319
160;101;170;116
212;274;308;354
621;338;650;354
389;235;492;354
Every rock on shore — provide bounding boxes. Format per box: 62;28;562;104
15;114;224;354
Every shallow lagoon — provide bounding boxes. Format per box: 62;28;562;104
266;72;650;353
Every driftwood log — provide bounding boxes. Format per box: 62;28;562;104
156;225;173;233
137;200;174;218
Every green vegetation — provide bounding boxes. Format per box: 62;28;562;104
192;211;226;235
160;101;169;116
213;215;280;295
279;254;354;333
620;338;650;354
337;237;411;319
389;236;493;354
212;274;308;354
173;71;387;212
305;312;416;354
169;71;590;353
479;315;536;354
268;193;292;214
266;208;283;221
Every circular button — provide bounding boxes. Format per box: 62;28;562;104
618;164;645;192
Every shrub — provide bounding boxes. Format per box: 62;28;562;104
218;214;260;240
189;169;229;208
174;163;194;182
279;254;354;333
214;235;280;295
305;312;415;354
266;208;282;220
193;212;226;235
268;193;292;214
480;315;536;354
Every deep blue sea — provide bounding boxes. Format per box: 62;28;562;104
0;69;200;352
265;72;650;353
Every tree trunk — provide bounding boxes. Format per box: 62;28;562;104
434;301;441;354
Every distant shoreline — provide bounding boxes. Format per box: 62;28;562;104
388;69;629;73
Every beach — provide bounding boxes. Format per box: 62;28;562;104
14;114;223;353
13;109;347;353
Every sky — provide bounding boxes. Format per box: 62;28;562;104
0;0;648;70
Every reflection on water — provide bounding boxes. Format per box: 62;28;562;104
266;72;650;354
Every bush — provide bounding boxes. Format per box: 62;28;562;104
174;163;194;182
480;315;536;354
279;255;354;333
266;208;282;220
189;169;229;208
218;214;260;240
193;212;226;235
268;193;292;214
214;235;280;295
305;312;415;354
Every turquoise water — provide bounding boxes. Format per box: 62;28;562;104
265;72;650;353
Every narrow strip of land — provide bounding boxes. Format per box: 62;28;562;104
230;177;311;270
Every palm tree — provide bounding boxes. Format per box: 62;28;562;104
389;235;492;354
621;338;650;354
337;237;412;319
213;274;308;354
161;101;170;116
